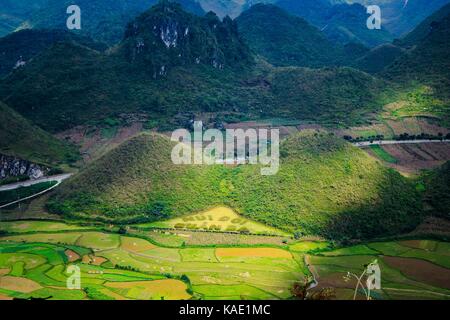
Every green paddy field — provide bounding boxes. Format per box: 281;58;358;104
1;219;449;300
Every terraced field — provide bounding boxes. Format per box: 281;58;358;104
0;221;304;300
310;240;450;300
364;142;450;174
1;221;450;300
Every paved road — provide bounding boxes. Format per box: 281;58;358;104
353;139;450;147
0;173;73;192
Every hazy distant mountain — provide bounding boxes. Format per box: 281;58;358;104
399;2;450;47
0;0;48;37
347;0;450;36
275;1;394;47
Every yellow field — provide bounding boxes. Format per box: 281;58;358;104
0;276;42;293
216;248;292;259
121;236;156;252
142;207;289;236
105;279;191;300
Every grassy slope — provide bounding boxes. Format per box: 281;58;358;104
0;102;78;166
48;131;423;240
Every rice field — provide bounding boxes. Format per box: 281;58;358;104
0;220;449;300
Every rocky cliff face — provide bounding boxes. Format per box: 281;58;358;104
121;1;253;77
0;154;48;180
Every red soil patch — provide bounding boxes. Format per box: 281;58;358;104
383;256;450;289
82;255;107;266
65;249;80;262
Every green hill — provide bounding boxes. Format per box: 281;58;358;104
0;102;78;166
48;131;423;240
0;29;107;77
381;11;450;124
236;4;343;67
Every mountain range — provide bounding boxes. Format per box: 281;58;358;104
0;2;391;133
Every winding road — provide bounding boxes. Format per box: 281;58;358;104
352;139;450;147
0;173;72;192
0;173;73;209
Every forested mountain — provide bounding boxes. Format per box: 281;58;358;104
6;0;204;45
236;4;344;67
0;29;107;77
0;2;385;133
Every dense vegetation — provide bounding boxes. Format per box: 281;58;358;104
0;181;57;206
48;131;424;240
352;44;405;74
0;29;107;77
236;4;343;67
0;3;390;133
381;10;450;125
15;0;206;45
423;161;450;219
120;2;253;76
0;102;79;166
